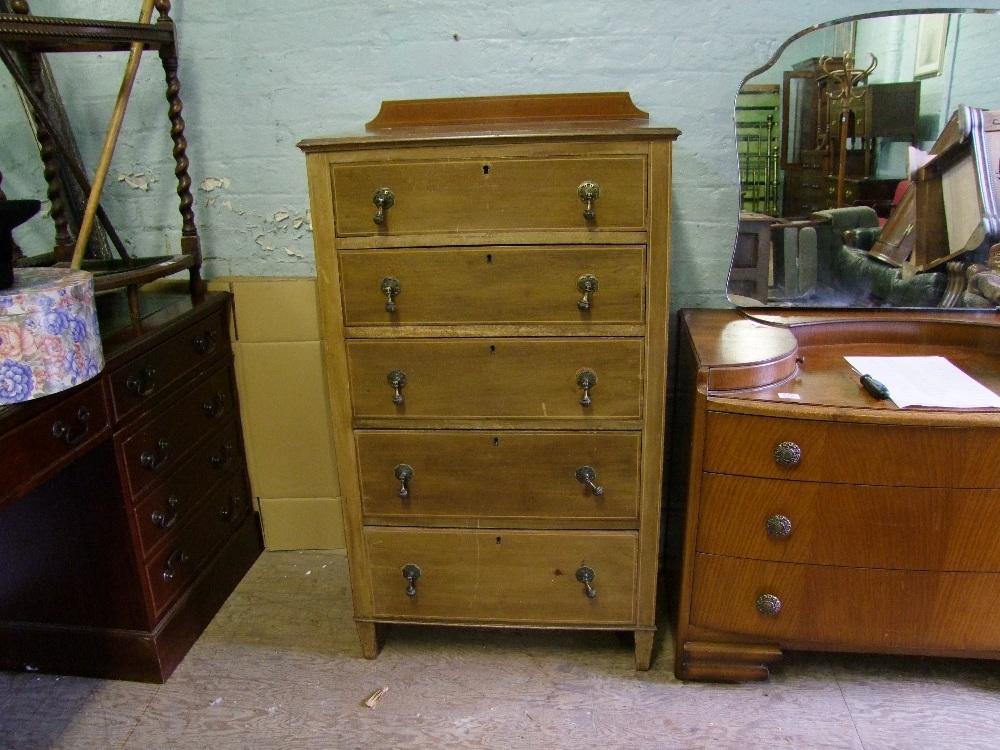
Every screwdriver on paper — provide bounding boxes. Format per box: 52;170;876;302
860;373;891;400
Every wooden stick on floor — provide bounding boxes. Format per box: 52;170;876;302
70;0;157;270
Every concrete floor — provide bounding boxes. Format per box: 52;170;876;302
3;550;1000;749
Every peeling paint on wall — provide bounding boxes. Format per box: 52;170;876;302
200;177;232;192
116;172;157;191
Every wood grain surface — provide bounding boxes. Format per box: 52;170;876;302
691;552;1000;653
347;338;643;420
339;244;645;325
356;430;640;524
331;154;646;236
698;473;1000;570
365;528;637;624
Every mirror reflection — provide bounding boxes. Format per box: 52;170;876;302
729;10;1000;309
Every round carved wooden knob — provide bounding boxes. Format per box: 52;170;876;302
765;514;793;539
773;441;802;467
755;593;782;617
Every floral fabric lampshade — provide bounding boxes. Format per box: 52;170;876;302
0;268;104;405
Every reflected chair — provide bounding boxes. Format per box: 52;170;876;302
811;205;945;306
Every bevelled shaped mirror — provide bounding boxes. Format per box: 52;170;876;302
728;8;1000;309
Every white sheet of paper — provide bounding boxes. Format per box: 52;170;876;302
844;356;1000;409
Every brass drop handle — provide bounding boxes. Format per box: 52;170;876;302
192;330;218;355
394;463;414;498
575;466;605;497
126;366;157;397
372;187;395;225
577;181;601;220
577;274;599;311
162;548;190;582
576;368;597;407
151;495;181;529
140;438;170;471
203;392;227;419
210;441;236;470
576;566;597;599
219;494;243;522
402;563;421;597
755;593;782;617
381;277;402;313
773;441;802;468
387;369;407;405
51;406;91;446
765;514;793;540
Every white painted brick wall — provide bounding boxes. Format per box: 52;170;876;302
4;1;998;312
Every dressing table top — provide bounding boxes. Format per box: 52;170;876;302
680;308;1000;421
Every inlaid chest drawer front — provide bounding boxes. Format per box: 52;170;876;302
119;364;236;499
704;411;1000;488
109;307;228;423
0;380;109;504
348;338;643;420
691;553;1000;652
133;420;244;556
356;430;640;523
340;245;645;325
366;528;637;624
698;473;1000;571
331;155;647;237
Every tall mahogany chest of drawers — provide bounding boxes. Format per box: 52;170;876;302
0;292;262;682
673;308;1000;681
300;93;678;668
